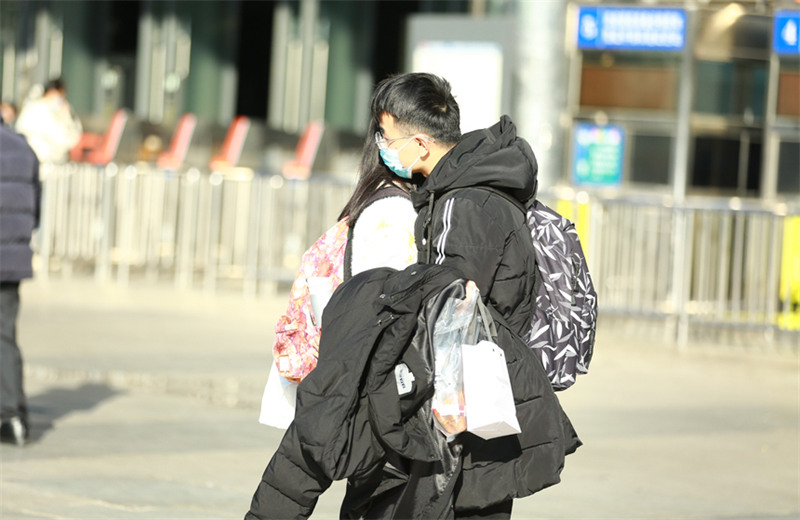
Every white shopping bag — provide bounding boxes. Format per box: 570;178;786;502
259;361;298;429
462;340;521;440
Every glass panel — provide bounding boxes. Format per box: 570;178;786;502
58;1;101;115
777;141;800;194
694;60;767;118
691;135;761;194
695;61;733;115
695;10;770;62
692;136;740;189
630;134;672;185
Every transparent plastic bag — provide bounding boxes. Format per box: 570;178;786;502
431;281;487;438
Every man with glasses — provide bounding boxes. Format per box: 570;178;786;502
373;72;539;340
367;72;579;518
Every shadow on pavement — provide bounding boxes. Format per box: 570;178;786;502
26;383;121;442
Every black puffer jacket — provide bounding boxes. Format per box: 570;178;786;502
0;125;40;282
413;115;538;337
246;264;462;519
245;264;580;519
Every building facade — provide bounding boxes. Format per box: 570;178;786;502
1;0;797;197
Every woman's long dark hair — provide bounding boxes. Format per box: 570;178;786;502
338;119;418;223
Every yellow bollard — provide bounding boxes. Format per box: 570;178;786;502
555;196;592;260
778;215;800;331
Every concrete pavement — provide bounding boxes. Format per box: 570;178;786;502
1;276;798;519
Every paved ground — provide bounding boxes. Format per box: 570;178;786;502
1;277;798;520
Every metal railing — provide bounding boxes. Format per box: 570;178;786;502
37;162;800;342
38;162;353;294
545;191;800;342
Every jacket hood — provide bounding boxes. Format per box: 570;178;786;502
412;115;538;210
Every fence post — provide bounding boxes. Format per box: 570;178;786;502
95;163;118;282
175;168;200;290
117;165;138;286
244;175;262;297
765;212;782;340
204;171;224;293
261;175;284;296
671;206;692;347
37;163;55;280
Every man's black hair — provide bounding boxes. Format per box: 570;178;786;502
44;77;66;93
371;72;461;145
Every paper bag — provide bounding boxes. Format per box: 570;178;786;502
258;361;298;429
462;340;521;440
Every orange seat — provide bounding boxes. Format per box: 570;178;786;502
209;116;250;171
282;120;324;179
69;109;128;165
69;133;103;162
157;113;197;170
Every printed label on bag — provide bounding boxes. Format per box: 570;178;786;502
394;363;415;396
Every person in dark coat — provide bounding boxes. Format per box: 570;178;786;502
373;73;539;339
0;114;41;446
371;72;574;517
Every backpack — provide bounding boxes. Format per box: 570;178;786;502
273;185;410;383
525;200;597;391
273;217;349;383
424;188;597;390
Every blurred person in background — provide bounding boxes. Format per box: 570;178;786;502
0;109;41;446
0;102;17;127
15;77;82;164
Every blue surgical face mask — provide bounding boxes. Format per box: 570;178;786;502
379;139;419;180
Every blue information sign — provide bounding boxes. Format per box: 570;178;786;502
572;123;625;188
774;11;800;55
577;6;686;51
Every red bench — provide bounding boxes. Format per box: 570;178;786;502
282;120;324;179
69;109;129;165
209;116;250;171
157;113;197;170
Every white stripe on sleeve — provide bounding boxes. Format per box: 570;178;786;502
435;198;455;265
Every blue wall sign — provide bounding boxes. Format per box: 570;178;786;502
577;6;686;51
774;11;800;55
572;123;625;188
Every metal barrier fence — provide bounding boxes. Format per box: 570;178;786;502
38;162;353;294
37;162;800;342
546;192;800;342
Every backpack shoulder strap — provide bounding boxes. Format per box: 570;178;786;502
344;224;354;282
472;185;529;214
369;183;408;202
422;186;529;264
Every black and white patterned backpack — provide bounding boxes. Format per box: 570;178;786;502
525;200;597;390
425;187;597;391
